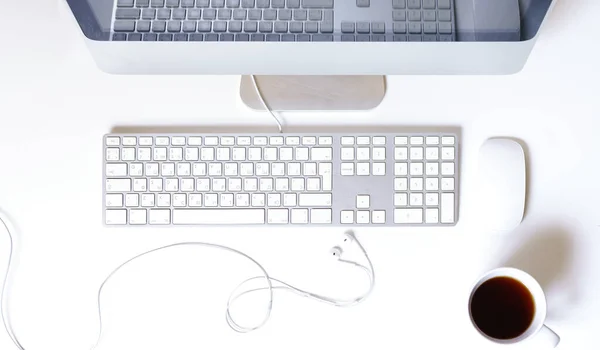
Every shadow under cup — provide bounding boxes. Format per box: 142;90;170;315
468;268;548;345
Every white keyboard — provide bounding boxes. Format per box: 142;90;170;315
103;132;459;226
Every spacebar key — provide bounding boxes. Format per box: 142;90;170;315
302;0;334;8
173;209;265;224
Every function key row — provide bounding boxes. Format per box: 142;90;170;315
105;135;333;146
338;135;454;145
118;0;334;9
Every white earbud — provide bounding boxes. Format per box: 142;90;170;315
329;246;343;259
329;231;356;259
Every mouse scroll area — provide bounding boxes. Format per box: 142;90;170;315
475;138;526;231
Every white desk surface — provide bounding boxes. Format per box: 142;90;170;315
1;0;600;349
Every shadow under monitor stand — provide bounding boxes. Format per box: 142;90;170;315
240;76;387;111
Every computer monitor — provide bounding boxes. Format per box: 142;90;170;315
63;0;555;110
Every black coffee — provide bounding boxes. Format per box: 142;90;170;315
470;276;535;340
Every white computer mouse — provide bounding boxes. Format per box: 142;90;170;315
476;138;526;231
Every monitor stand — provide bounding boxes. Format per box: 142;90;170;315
239;75;386;111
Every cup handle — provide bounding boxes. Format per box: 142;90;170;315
538;324;560;348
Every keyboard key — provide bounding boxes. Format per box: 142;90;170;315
105;210;127;225
137;20;152;32
259;21;274;32
287;0;300;7
289;22;303;33
311;148;332;161
213;21;228;31
395;208;422;224
278;9;292;20
105;137;120;146
293;9;307;20
392;0;406;9
441;193;454;223
305;22;318;33
204;8;217;19
157;8;171;19
441;178;454;191
297;34;310;41
142;8;156;19
272;0;285;7
105;194;124;207
442;136;455;145
302;0;333;8
198;21;212;31
106;179;131;192
244;21;258;32
114;21;136;32
310;209;332;224
152;21;167;32
410;136;423;145
357;22;369;34
340;211;354;224
312;34;333;41
439;22;452;34
149;209;171;224
438;10;451;21
299;194;331;207
291;209;308;224
168;20;182;32
173;8;187;19
116;8;141;19
188;8;202;18
106;163;127;176
264;9;277;20
267;208;288;224
183;21;197;32
320;22;333;33
441;162;454;175
341;162;354;176
371;22;385;34
173;209;265;224
438;0;451;9
118;0;135;7
341;22;355;34
356;211;370;224
257;0;270;7
372;162;386;176
393;10;406;21
218;8;232;19
441;147;454;160
425;208;439;224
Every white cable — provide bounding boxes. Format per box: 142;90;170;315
250;75;284;133
0;211;374;350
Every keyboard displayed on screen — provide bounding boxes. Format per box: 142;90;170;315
110;0;456;42
103;132;459;226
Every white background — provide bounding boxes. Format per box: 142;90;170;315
1;0;600;349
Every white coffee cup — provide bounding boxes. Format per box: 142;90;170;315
468;267;560;347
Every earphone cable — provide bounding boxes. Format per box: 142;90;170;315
0;212;374;349
250;75;284;133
